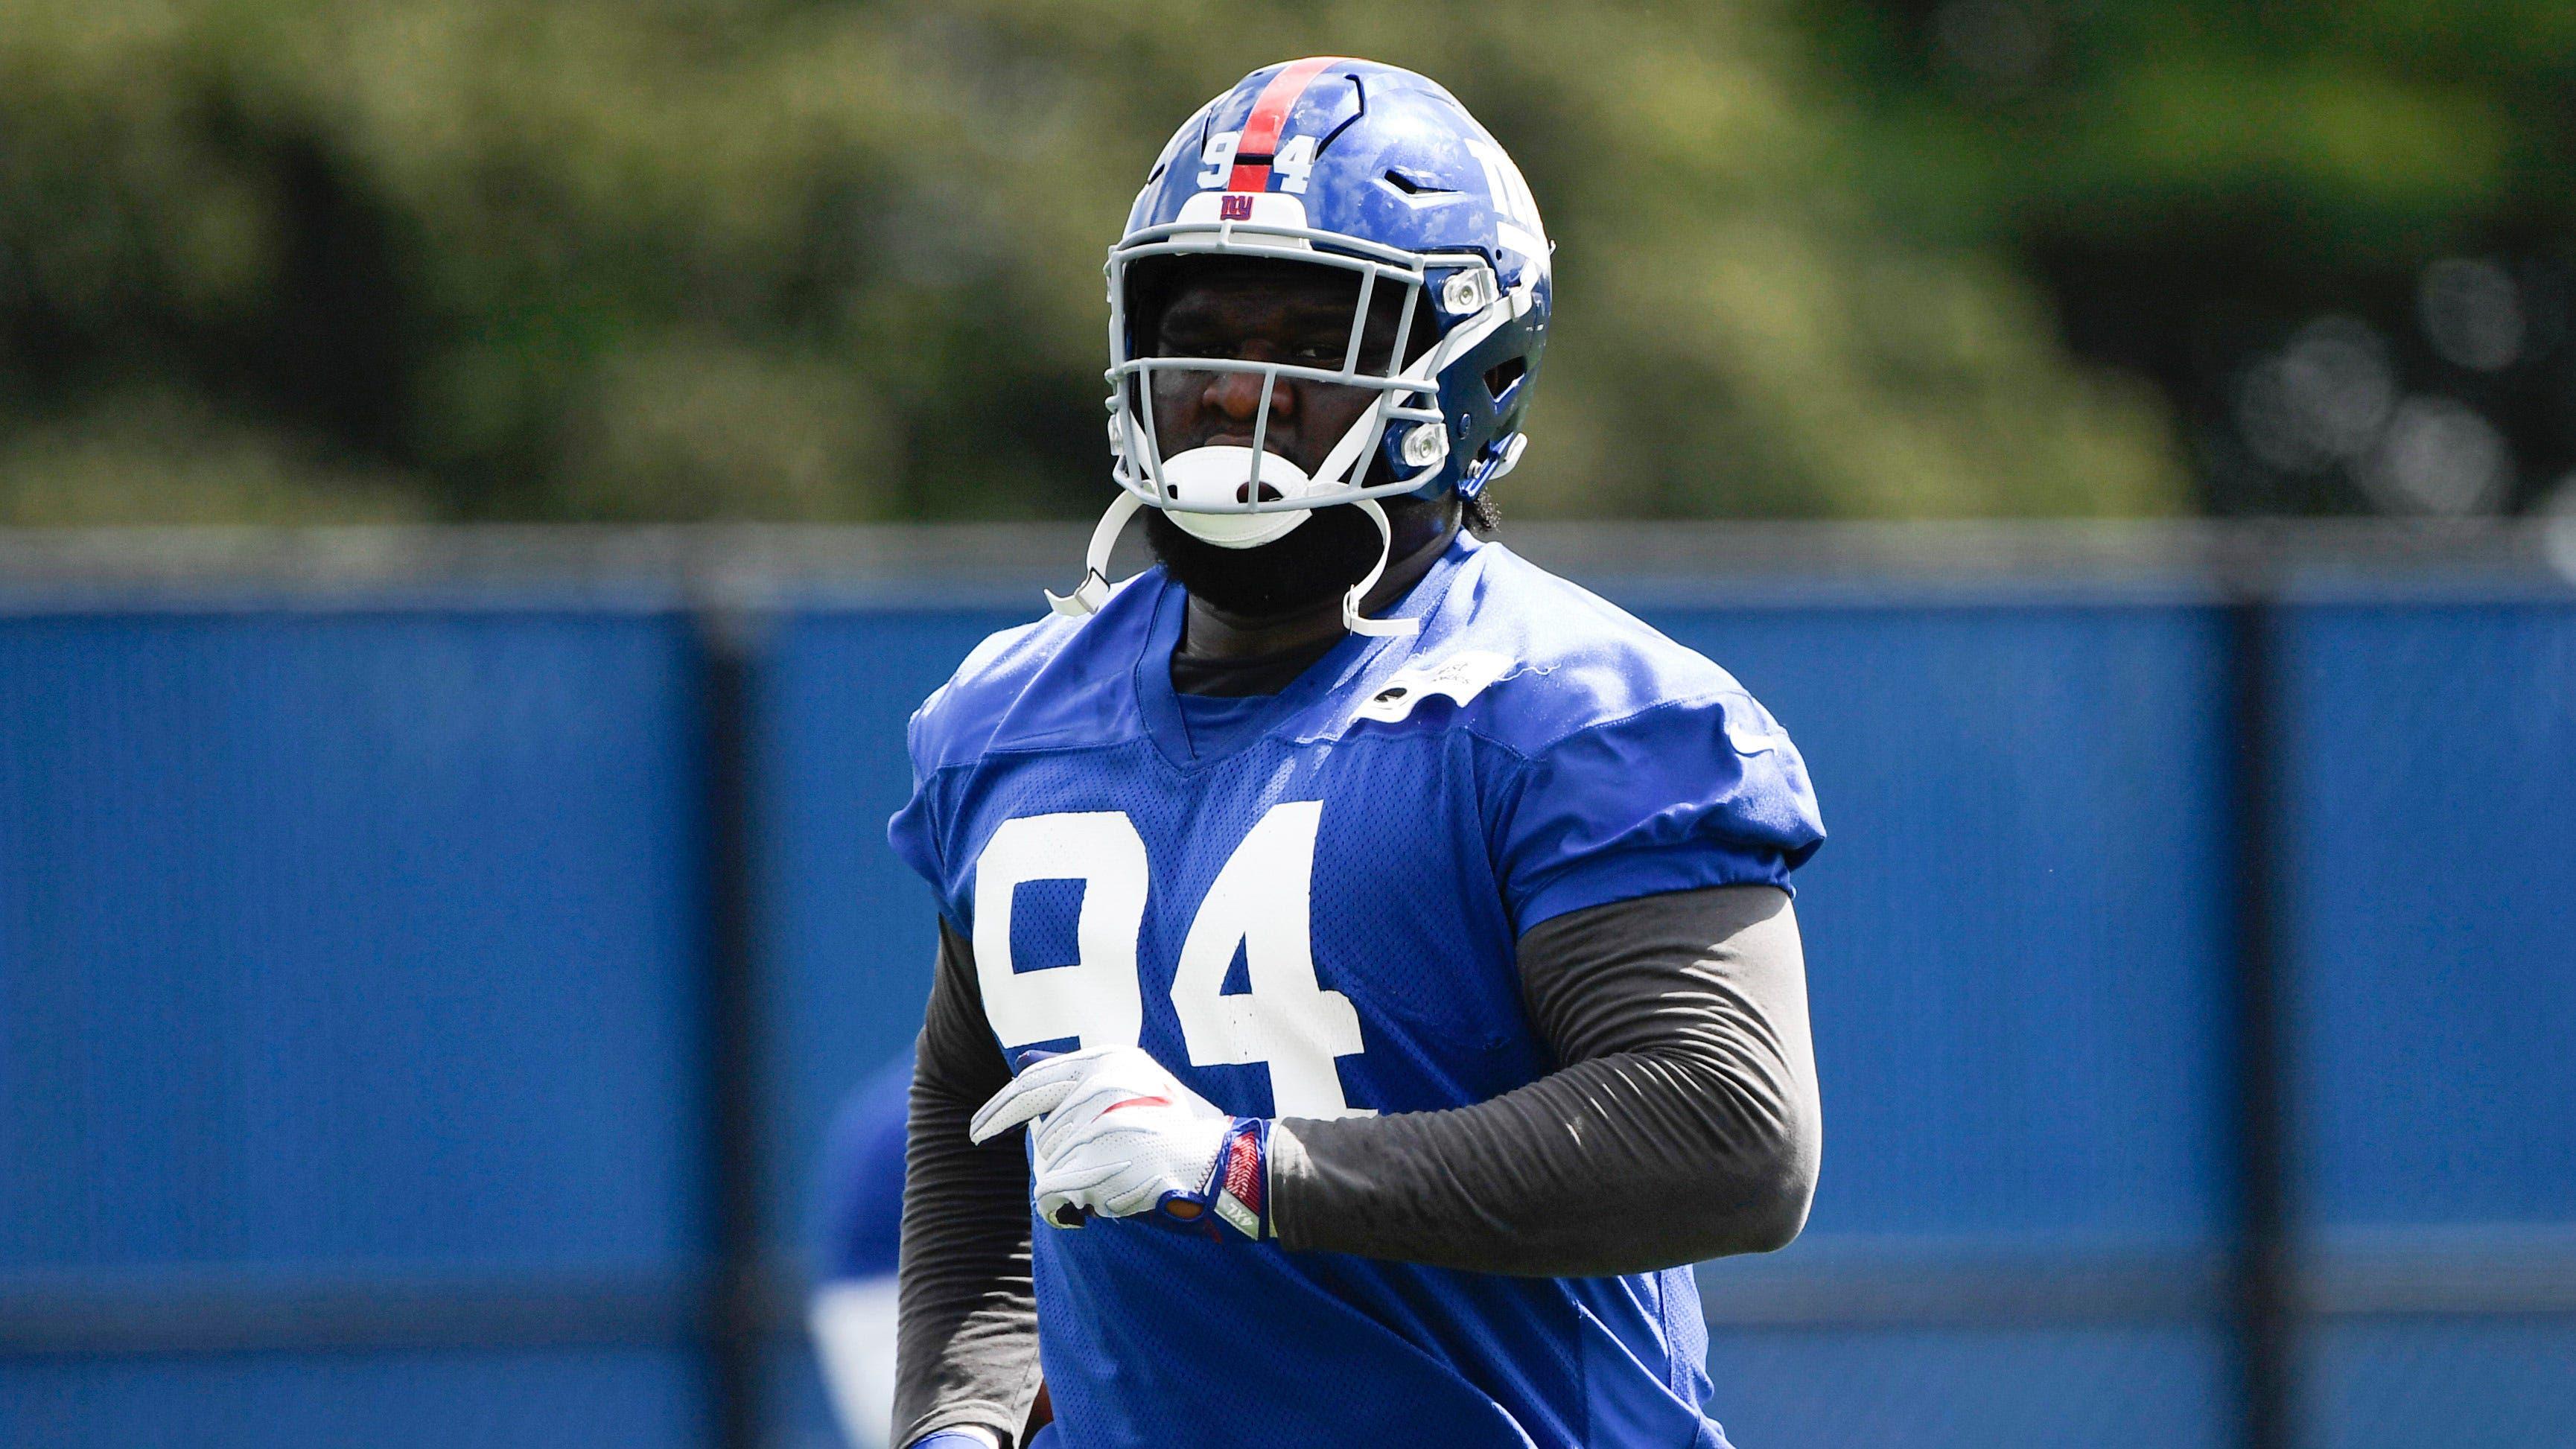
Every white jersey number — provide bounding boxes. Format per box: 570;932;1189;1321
970;802;1370;1119
970;812;1149;1054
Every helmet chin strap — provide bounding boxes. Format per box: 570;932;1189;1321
1342;498;1419;637
1044;490;1419;639
1046;491;1144;617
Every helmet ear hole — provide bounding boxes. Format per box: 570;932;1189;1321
1482;357;1527;404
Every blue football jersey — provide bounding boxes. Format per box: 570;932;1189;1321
888;533;1822;1449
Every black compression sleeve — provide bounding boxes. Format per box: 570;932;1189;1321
1268;884;1822;1277
892;921;1043;1448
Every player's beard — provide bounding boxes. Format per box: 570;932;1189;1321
1143;501;1387;619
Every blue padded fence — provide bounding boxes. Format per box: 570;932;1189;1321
1;526;2569;1449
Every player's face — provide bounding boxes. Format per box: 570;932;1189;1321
1145;261;1412;480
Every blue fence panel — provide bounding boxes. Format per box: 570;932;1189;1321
2301;1315;2576;1449
0;610;707;1273
1644;602;2234;1246
757;605;1025;1449
1702;1322;2232;1449
2283;602;2576;1226
0;1348;706;1449
7;577;2569;1449
757;606;1025;1261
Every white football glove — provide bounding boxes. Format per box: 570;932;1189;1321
967;1045;1273;1239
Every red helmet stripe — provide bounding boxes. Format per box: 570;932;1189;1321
1227;56;1344;192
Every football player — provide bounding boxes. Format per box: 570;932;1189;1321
890;58;1825;1449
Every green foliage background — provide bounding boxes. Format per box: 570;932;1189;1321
0;1;2566;524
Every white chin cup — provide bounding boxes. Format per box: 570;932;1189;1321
1156;446;1313;550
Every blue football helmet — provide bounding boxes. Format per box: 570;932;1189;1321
1049;57;1553;634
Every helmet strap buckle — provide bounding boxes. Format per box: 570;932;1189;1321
1046;492;1146;617
1342;498;1420;638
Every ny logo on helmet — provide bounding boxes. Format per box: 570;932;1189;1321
1219;194;1255;221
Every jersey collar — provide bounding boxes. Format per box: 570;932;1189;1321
1131;531;1482;769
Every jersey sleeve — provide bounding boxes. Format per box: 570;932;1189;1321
886;695;964;925
884;618;1063;930
1492;687;1824;933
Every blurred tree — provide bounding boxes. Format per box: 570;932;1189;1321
0;0;2198;523
1806;0;2576;515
